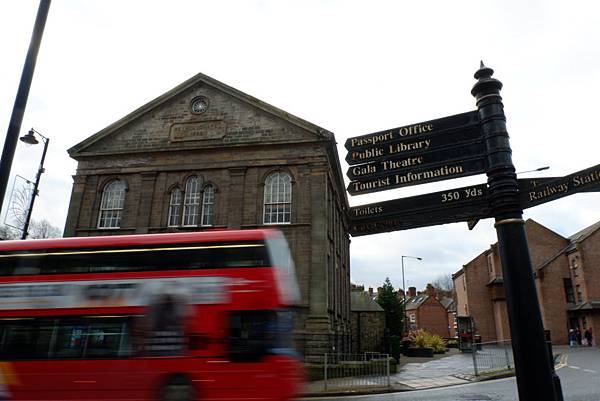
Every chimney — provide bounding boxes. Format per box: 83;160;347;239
425;283;436;297
368;287;373;297
408;287;417;297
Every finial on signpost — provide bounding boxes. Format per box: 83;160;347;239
474;61;494;79
471;62;503;101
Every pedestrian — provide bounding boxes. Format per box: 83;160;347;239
576;327;583;346
585;327;593;347
568;329;577;347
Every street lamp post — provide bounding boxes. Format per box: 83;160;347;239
401;255;422;336
515;166;550;175
0;0;51;218
19;128;49;240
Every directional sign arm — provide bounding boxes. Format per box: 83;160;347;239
518;164;600;209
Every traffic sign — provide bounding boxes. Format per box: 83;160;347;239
518;164;600;209
346;124;483;166
347;158;487;195
346;141;486;181
344;110;479;152
349;183;491;236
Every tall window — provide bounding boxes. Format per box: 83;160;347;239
563;278;575;303
576;284;583;304
263;171;291;224
98;180;126;229
182;176;200;226
201;184;215;226
168;188;183;227
168;178;215;227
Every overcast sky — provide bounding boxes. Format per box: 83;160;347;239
1;1;600;292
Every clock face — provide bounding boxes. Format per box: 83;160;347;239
191;97;209;114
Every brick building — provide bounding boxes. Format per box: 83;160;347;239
440;297;457;338
404;285;449;338
64;72;351;361
453;219;600;345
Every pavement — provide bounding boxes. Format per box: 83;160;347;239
302;346;575;397
391;348;476;390
303;348;480;396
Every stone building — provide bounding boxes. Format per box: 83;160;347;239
453;219;600;345
350;285;385;353
64;72;351;361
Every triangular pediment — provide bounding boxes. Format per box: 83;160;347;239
68;72;332;157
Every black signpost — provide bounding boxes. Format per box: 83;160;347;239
471;63;560;401
341;63;600;401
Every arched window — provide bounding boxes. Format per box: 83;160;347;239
182;176;200;226
167;187;183;227
263;171;292;224
98;179;127;229
201;184;215;227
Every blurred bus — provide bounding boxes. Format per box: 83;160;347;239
0;229;303;401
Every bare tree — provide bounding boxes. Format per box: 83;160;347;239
0;225;19;240
29;219;62;239
431;273;454;298
6;179;33;231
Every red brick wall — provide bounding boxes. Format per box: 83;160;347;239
525;220;569;268
416;297;449;338
453;269;469;317
463;252;496;342
536;256;570;344
580;229;600;301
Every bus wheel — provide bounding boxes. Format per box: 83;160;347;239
160;375;195;401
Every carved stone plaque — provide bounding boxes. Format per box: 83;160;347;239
169;121;226;142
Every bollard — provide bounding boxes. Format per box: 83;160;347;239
545;331;564;401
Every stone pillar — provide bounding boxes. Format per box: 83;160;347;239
227;167;247;229
304;164;331;363
63;174;87;237
135;172;157;233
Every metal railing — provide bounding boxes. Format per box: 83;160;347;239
472;340;513;376
322;353;391;392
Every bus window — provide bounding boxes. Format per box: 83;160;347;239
0;320;36;359
85;318;131;358
229;310;272;361
229;310;297;362
0;317;132;360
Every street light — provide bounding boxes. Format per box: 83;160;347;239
401;255;422;336
516;166;550;175
19;128;49;239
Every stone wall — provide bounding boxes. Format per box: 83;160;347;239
351;311;385;353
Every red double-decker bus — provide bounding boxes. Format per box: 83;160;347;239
0;229;303;401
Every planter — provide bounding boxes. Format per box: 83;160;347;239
404;347;434;358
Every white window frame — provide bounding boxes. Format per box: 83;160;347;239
167;187;183;227
98;180;127;229
201;184;215;227
182;176;201;227
263;171;292;225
